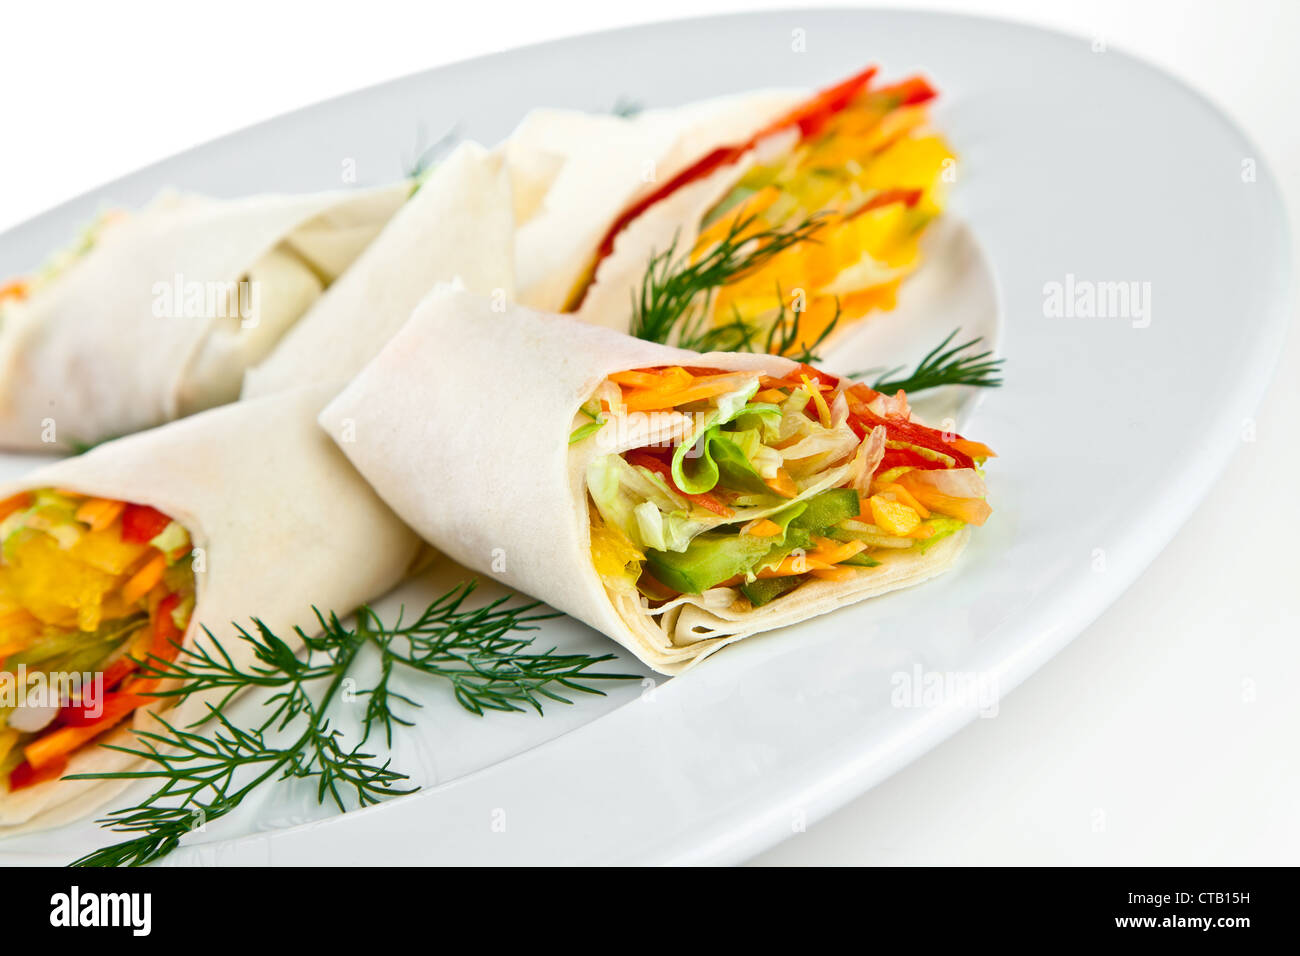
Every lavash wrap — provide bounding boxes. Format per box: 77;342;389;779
0;183;406;451
0;384;422;833
507;90;803;315
244;143;515;398
320;288;967;675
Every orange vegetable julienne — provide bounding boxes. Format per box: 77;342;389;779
24;710;134;770
74;497;126;532
895;472;992;526
620;371;759;413
950;439;997;460
121;553;167;605
0;492;32;522
741;518;783;537
608;369;669;389
764;469;799;499
808;538;868;565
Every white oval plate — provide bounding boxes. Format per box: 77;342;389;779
0;9;1289;865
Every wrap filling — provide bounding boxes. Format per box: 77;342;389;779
577;363;993;614
0;490;195;792
570;67;953;353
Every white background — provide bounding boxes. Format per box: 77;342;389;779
2;0;1296;864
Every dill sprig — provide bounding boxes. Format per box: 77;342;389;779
66;582;636;867
631;212;828;355
611;96;643;118
862;330;1004;394
628;209;1006;390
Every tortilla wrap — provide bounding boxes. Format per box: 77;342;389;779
0;384;422;833
320;288;967;675
0;183;406;451
507;90;803;314
243;143;515;398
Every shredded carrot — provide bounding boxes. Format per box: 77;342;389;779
74;497;126;532
609;369;667;388
0;491;31;522
620;371;759;412
0;279;28;302
950;439;996;459
764;468;799;499
807;538;868;565
121;553;167;605
754;388;790;404
24;717;127;769
741;518;783;537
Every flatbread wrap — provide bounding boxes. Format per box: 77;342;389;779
565;67;955;356
505;90;803;313
0;385;422;832
320;288;993;674
0;183;406;450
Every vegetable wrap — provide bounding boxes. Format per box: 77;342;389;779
505;90;803;313
0;385;422;832
564;66;954;355
0;183;406;451
321;288;992;674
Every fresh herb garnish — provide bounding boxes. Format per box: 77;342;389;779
628;208;1005;391
631;211;828;355
859;330;1004;394
611;96;644;118
67;582;636;867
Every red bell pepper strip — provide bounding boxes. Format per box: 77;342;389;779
877;448;949;473
124;594;183;696
8;756;68;791
847;399;974;469
753;64;881;140
98;656;138;692
58;690;147;728
120;503;171;543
